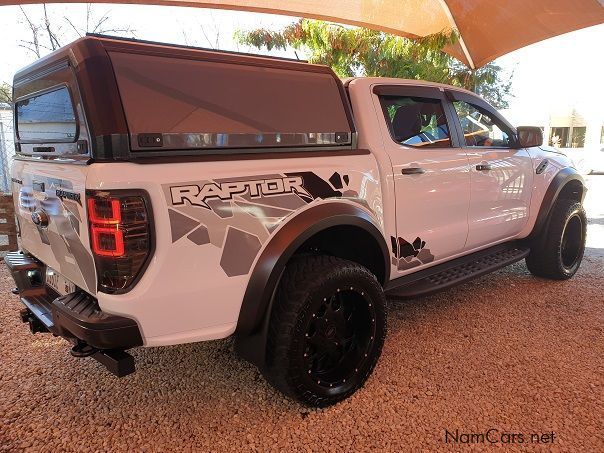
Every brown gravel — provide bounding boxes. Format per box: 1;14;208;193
1;177;603;452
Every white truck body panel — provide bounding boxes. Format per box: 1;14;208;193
464;147;534;249
86;155;384;344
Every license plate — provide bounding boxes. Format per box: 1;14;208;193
45;267;76;296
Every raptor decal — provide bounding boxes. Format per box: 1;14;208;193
163;171;360;277
170;176;312;209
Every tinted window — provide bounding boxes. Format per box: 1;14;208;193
109;51;351;149
453;101;512;147
16;87;77;142
379;95;451;148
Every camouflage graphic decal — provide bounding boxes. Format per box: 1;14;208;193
16;175;96;292
391;236;435;270
163;171;358;277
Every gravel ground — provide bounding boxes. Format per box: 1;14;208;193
1;177;603;452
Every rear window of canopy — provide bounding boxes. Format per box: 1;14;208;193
16;87;77;142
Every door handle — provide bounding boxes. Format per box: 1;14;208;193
475;164;493;171
401;167;426;175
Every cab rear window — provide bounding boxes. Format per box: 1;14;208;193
16;87;77;142
378;95;451;148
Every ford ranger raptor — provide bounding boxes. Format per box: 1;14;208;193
5;35;587;407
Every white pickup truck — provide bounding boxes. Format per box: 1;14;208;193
5;35;586;407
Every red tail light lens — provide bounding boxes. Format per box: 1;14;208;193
87;191;152;293
88;198;121;224
91;226;125;257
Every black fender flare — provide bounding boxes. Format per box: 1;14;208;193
527;167;586;243
234;201;389;367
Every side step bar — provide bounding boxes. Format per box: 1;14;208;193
385;243;530;299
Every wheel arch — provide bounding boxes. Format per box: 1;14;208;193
528;167;586;243
234;202;389;367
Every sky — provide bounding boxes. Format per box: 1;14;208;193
0;3;603;119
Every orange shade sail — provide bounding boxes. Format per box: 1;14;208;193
2;0;604;67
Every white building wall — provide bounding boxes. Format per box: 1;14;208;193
0;105;15;193
503;103;603;173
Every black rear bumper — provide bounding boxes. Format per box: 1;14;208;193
4;251;143;350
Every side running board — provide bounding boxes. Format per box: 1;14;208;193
385;243;530;299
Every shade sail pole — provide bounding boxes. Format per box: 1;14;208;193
437;0;475;69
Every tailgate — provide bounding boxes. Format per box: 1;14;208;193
12;159;96;294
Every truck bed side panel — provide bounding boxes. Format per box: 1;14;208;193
88;153;383;345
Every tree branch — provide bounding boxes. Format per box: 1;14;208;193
63;16;82;37
199;23;215;49
92;13;111;33
19;6;41;58
43;4;61;50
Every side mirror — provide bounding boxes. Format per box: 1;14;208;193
517;126;543;148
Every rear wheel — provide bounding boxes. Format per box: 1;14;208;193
263;255;387;407
526;198;587;280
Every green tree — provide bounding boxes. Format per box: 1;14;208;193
448;61;513;109
235;20;512;108
0;83;11;105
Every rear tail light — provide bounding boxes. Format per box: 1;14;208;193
87;191;153;293
90;226;125;257
87;198;121;224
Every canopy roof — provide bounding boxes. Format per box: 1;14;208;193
3;0;604;68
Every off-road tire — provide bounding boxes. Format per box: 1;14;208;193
526;198;587;280
263;255;387;407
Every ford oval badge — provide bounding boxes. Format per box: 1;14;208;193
31;210;49;228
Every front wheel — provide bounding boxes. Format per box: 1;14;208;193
526;198;587;280
263;255;387;407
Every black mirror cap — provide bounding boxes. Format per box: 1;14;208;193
517;126;543;148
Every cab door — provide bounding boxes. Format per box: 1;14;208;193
373;85;471;275
446;91;534;249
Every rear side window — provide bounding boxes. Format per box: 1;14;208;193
109;51;352;150
16;87;77;142
378;95;451;148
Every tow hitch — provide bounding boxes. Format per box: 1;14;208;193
20;308;48;334
89;349;136;378
7;251;143;379
18;308;136;378
70;340;136;377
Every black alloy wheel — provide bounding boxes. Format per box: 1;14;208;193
526;198;587;280
303;286;376;390
264;255;387;407
560;213;584;270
